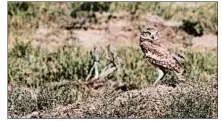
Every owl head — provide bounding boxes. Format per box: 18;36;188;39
140;27;159;41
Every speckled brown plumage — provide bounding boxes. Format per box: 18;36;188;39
140;41;183;73
139;27;185;86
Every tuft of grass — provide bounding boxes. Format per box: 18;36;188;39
8;41;91;87
183;50;217;82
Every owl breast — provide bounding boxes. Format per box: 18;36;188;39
140;41;169;59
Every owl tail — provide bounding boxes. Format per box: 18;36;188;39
173;53;185;61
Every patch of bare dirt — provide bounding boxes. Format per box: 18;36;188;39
192;34;217;48
32;27;75;52
31;13;179;50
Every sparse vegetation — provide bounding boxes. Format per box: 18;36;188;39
8;2;217;119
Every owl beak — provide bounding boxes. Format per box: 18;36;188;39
154;36;159;40
154;31;160;40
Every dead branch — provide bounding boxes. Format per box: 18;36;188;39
86;46;99;81
86;44;121;83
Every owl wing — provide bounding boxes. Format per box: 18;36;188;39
140;41;183;72
140;41;171;60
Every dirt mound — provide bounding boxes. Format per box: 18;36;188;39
22;81;217;118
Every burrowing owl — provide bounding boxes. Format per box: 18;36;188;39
139;27;185;86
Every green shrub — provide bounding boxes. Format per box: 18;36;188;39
8;42;91;87
180;20;204;36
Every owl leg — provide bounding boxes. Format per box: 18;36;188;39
153;67;165;86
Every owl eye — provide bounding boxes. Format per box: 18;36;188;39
143;31;151;36
144;32;150;36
